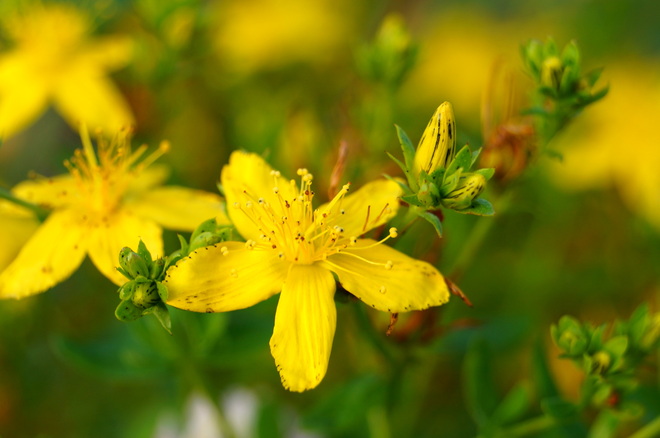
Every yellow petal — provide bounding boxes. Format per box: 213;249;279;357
0;209;87;299
0;201;40;272
323;240;449;313
270;264;336;392
319;179;401;238
12;174;77;209
53;60;134;133
126;186;229;231
165;242;289;312
0;52;49;138
221;151;297;240
81;36;134;70
86;209;163;285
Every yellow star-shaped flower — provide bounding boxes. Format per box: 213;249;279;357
0;3;134;138
0;127;228;299
164;151;450;392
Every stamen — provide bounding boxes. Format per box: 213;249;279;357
220;246;229;256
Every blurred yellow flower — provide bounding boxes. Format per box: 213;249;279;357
0;3;134;138
164;152;450;392
213;0;352;73
0;127;228;299
547;61;660;230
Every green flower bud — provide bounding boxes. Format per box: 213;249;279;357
413;102;456;177
541;56;563;91
590;351;611;375
442;173;486;210
552;316;589;356
118;247;150;279
131;281;161;309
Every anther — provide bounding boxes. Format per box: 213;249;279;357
273;187;279;194
245;240;256;249
389;227;398;238
220;246;229;256
350;236;358;245
385;260;393;270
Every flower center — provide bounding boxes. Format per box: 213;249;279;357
232;169;396;265
65;126;168;218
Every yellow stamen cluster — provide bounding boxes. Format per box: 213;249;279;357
65;126;168;217
231;170;397;266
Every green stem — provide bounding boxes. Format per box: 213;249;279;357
0;186;49;221
629;417;660;438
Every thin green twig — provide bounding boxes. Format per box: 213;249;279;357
0;186;50;221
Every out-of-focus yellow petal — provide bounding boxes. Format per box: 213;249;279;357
12;175;77;209
0;201;40;272
324;240;450;313
0;209;87;299
81;36;134;70
270;264;336;392
86;209;162;285
319;179;401;239
0;52;50;138
221;151;297;240
126;186;228;231
165;242;289;312
52;61;134;134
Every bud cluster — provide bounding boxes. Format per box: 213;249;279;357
389;102;494;236
115;218;233;333
551;304;660;413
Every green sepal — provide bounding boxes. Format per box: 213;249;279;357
470;147;482;167
454;198;495;216
143;303;172;335
156;282;169;302
395;124;416;173
190;218;217;241
474;168;495;180
561;40;580;67
445;145;473;176
416;209;443;237
136;240;153;266
149;258;165;280
401;193;423;207
440;169;462;195
118;282;134;301
383;173;414;195
386;152;415;190
116;266;132;281
177;234;189;254
115;299;143;322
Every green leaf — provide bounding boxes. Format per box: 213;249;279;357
383;173;413;195
491;383;531;427
463;338;498;429
150;303;172;334
456;198;495;216
385;153;416;189
416;209;443;237
156;282;169;302
541;396;578;420
587;410;619;438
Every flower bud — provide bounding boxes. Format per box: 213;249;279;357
442;173;486;210
119;247;150;279
413;102;456;177
589;351;611;375
131;281;161;309
552;316;589;356
541;56;563;91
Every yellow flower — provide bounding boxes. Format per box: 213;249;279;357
164;152;450;392
0;3;134;138
0;127;228;299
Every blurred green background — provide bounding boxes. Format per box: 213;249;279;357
0;0;658;437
